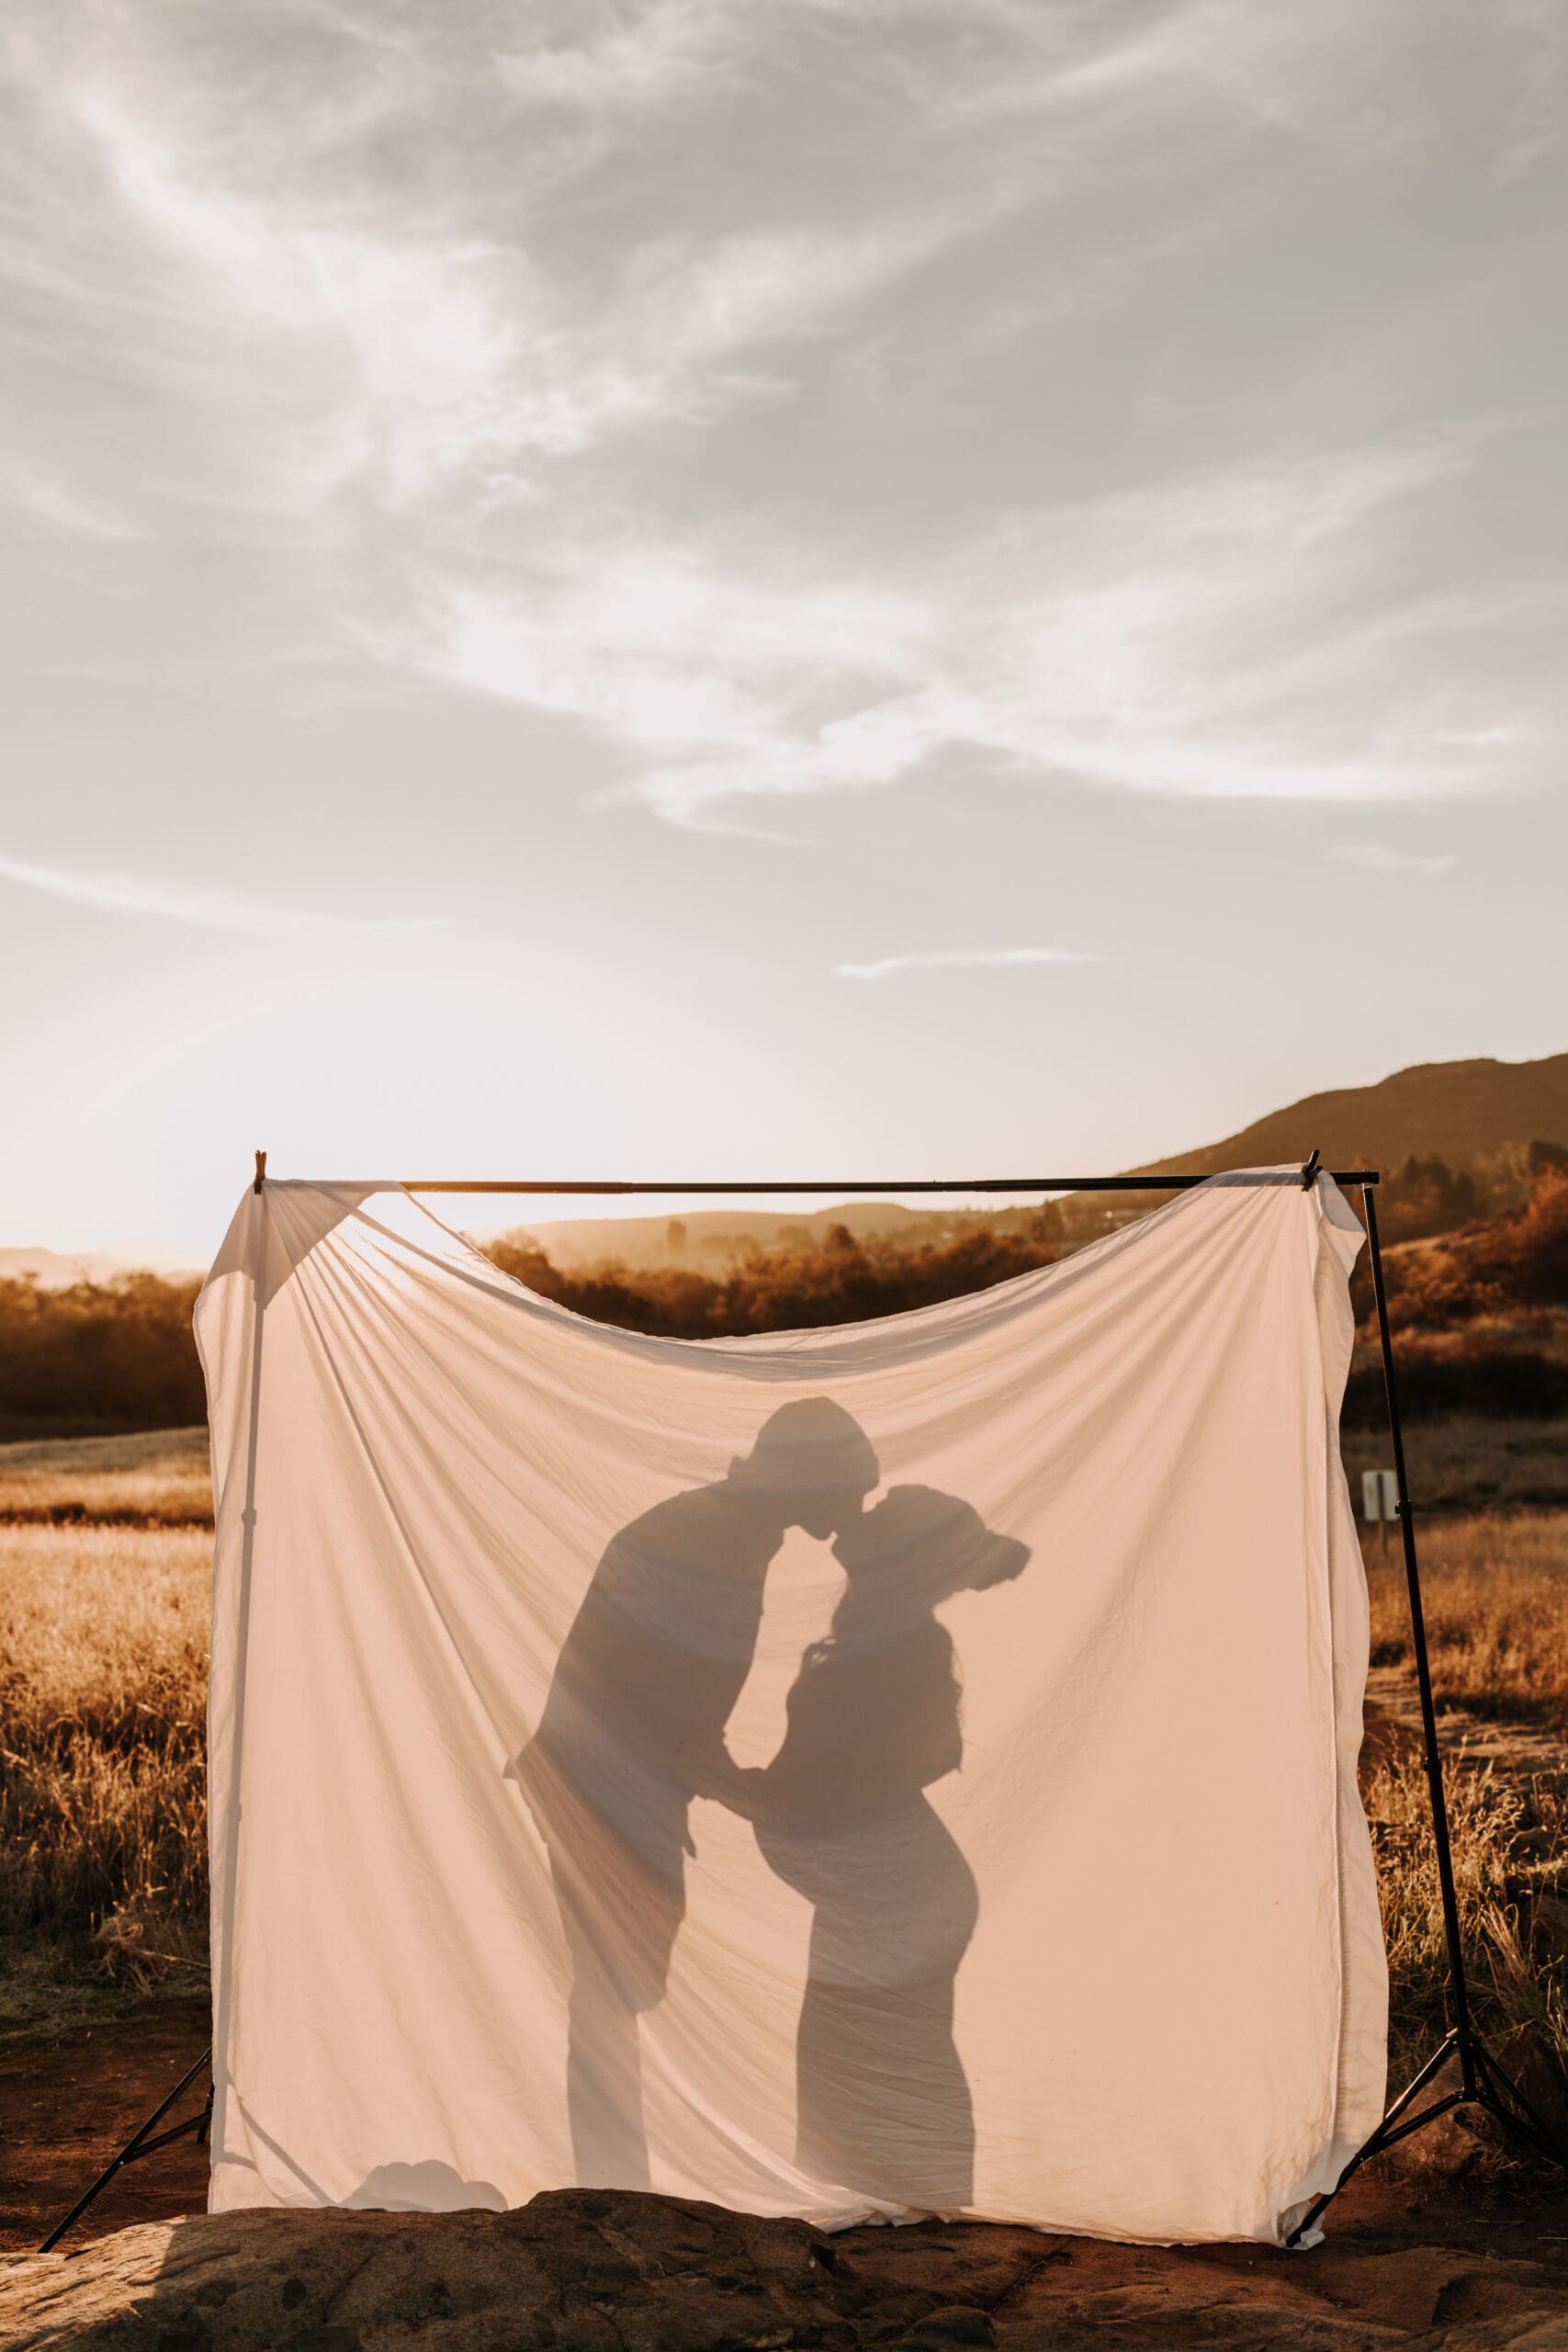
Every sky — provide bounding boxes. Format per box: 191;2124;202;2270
2;0;1565;1266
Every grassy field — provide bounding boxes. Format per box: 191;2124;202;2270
3;1430;1566;2083
1343;1415;1568;1514
1368;1512;1568;1726
0;1426;210;1529
1365;1741;1568;2078
0;1519;209;2021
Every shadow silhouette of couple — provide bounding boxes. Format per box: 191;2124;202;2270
512;1398;1029;2210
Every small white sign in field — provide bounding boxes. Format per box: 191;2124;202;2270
1361;1468;1398;1523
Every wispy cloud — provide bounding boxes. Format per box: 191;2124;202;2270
8;0;1471;548
494;3;734;115
837;947;1101;980
1331;841;1459;876
0;855;440;937
426;434;1531;821
0;0;1561;835
28;54;1023;523
0;460;138;541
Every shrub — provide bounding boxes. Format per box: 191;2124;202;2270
1345;1350;1568;1426
483;1224;1059;1340
1384;1167;1568;1329
0;1274;205;1441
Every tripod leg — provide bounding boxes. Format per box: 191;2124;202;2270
39;2046;211;2254
1284;2034;1461;2246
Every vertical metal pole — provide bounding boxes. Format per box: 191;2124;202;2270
209;1172;268;2185
1363;1184;1476;2092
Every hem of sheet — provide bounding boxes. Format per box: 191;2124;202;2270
1268;1174;1377;2245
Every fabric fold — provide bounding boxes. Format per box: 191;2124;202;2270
196;1168;1385;2244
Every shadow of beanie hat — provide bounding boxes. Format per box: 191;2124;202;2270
728;1396;881;1496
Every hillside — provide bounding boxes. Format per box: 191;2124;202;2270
1337;1161;1568;1423
1381;1162;1568;1328
503;1051;1568;1266
501;1199;954;1269
0;1245;129;1288
1132;1052;1568;1183
6;1052;1564;1299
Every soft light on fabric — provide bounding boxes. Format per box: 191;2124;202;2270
195;1171;1385;2245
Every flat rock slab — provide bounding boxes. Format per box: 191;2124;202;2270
7;2190;1568;2352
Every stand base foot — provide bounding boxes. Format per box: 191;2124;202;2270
1286;2030;1568;2247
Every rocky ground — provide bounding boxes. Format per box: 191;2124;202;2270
6;2165;1568;2350
5;1999;1568;2349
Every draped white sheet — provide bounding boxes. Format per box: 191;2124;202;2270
195;1170;1385;2245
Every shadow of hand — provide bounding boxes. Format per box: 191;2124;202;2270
699;1752;769;1823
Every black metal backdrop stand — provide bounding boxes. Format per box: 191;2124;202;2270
39;1154;1566;2254
1282;1175;1568;2244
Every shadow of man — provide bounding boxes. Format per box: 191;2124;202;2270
510;1396;880;2188
726;1484;1029;2211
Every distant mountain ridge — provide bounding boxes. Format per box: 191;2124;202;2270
503;1200;946;1268
510;1053;1568;1267
1130;1053;1568;1183
0;1245;130;1288
6;1054;1564;1278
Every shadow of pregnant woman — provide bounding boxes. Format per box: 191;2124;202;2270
510;1397;881;2190
729;1485;1030;2212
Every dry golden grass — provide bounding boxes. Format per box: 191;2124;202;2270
1362;1511;1568;2068
0;1428;210;1528
0;1429;209;1473
0;1465;213;1528
1367;1747;1568;2076
1367;1511;1568;1725
1343;1417;1568;1515
0;1523;209;1991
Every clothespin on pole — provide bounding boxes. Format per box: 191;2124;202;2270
1300;1148;1321;1191
254;1149;267;1194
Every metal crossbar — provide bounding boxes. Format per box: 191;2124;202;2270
250;1149;1380;1195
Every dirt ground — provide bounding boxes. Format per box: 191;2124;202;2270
6;1990;1568;2346
0;1994;211;2256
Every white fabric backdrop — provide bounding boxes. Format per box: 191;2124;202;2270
195;1170;1385;2245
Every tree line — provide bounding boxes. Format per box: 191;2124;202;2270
2;1164;1564;1439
